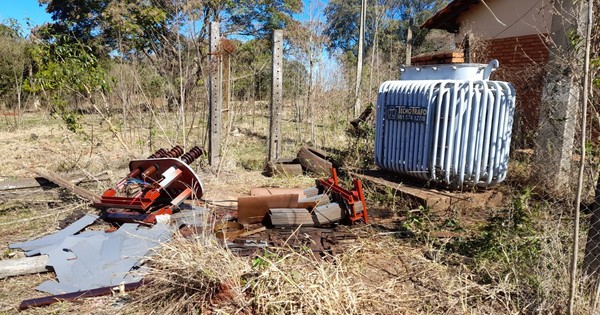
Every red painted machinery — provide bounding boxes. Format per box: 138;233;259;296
93;146;205;224
316;168;369;224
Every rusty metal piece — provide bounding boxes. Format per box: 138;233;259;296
297;146;332;175
164;145;184;158
180;146;205;165
141;164;159;180
316;168;369;224
19;280;145;310
96;158;204;211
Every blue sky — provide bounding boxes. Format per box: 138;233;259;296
0;0;50;31
0;0;322;32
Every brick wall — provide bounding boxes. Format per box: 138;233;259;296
411;51;465;66
410;35;549;147
478;34;549;146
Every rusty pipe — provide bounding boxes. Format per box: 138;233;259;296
127;148;167;178
141;164;159;180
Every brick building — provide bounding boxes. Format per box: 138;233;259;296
421;0;553;145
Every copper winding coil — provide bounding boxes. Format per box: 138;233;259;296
181;146;205;165
164;145;184;158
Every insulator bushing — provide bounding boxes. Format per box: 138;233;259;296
147;148;167;159
165;145;184;158
181;146;205;165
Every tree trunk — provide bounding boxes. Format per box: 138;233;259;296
354;0;367;117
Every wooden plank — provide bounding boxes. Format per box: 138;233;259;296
267;159;303;177
0;255;49;279
0;174;109;192
250;187;307;199
25;167;100;203
351;170;503;212
0;178;51;191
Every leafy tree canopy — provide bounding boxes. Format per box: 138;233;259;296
324;0;447;56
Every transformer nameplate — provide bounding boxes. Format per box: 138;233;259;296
385;105;428;123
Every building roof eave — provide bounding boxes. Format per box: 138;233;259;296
421;0;481;33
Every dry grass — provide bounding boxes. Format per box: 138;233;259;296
0;112;595;314
131;226;535;315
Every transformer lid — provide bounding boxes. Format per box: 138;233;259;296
400;59;499;81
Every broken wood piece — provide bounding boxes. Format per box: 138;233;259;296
19;280;145;310
24;166;101;203
237;226;267;238
313;203;343;226
297;146;332;175
266;158;303;177
214;221;245;240
269;208;314;227
303;187;319;198
250;187;307;199
0;172;110;192
0;178;52;191
298;194;330;209
0;255;50;279
237;194;300;224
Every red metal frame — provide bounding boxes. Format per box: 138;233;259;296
317;168;369;224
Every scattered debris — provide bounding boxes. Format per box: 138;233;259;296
297;146;333;175
237;194;299;224
4;148;372;310
0;255;50;279
19;280;145;310
24;166;101;203
250;187;308;198
10;214;99;256
316;168;369;224
266;158;303;177
269;208;315;227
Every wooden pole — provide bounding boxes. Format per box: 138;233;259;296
208;22;222;167
268;30;283;162
0;255;49;279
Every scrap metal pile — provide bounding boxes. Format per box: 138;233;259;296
2;145;369;310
